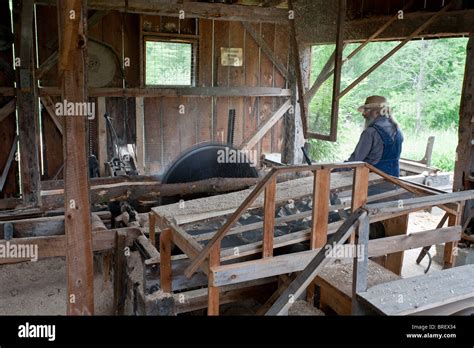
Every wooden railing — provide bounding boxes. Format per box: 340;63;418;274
184;161;368;278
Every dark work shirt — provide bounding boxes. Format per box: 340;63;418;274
348;116;400;165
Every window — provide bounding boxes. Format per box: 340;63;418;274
145;39;195;86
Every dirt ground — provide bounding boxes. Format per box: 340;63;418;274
0;210;448;315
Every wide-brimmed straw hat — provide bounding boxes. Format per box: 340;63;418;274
357;95;389;112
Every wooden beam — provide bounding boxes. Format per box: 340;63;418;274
265;209;366;315
159;228;173;293
135;97;145;173
351;166;369;242
263;176;277;258
453;33;474;192
208;244;221;316
36;0;289;23
17;0;41;206
288;0;308;136
97;97;107;176
38;86;292;98
58;0;94;315
0;227;141;265
351;212;369;314
241;21;288;80
338;0;455;100
327;0;345;142
113;230;126;315
383;214;409;275
240;99;291;150
40;96;63;135
310;169;330;248
0;99;16;124
369;226;461;257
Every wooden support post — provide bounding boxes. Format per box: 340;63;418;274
149;212;156;247
351;167;369;243
135;97;145;173
263;176;277;258
58;0;94;315
159;228;173;293
328;0;345;142
352;213;369;315
288;0;308;136
97;97;107;176
445;204;463;268
207;244;221;316
453;33;474;192
310;169;331;249
382;214;409;275
113;230;126;315
17;0;40;206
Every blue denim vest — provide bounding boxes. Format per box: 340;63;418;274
370;123;403;177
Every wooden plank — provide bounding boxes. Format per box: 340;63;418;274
263;175;277;257
366;190;474;217
228;21;245;147
352;213;369;314
214;20;230;144
97;97;107;176
148;212;156;246
37;0;289;23
272;23;289;153
358;265;474;315
113;230;126;315
241;21;288;80
135;97;145;173
310;169;330;249
265;209;366;315
208;244;221;316
239;99;291;151
58;0;94;315
159;228;173;293
0;99;16;124
368;226;462;257
143;97;162;174
198;19;213;87
259;23;276;154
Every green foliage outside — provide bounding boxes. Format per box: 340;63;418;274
308;38;468;172
145;41;192;86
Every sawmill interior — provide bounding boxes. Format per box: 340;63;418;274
1;0;474;329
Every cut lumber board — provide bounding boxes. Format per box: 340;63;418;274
152;171;382;225
358;264;474;315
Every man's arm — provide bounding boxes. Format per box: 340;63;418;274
348;129;375;162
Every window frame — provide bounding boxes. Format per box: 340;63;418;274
143;36;198;88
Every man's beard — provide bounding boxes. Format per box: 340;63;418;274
364;117;373;129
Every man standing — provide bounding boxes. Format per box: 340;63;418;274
348;95;403;177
